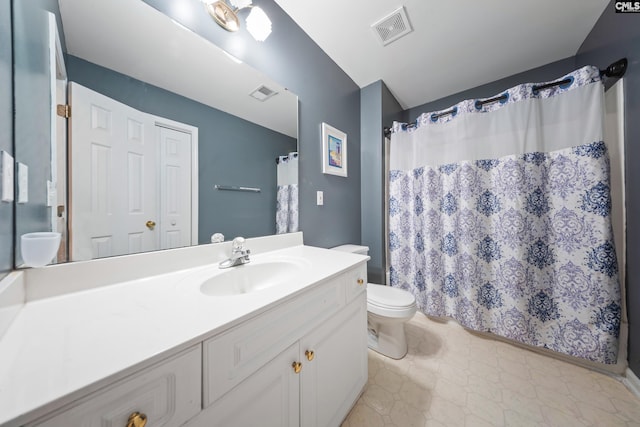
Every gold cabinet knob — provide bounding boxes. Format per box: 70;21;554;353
126;412;148;427
292;361;302;374
357;278;364;286
305;350;315;361
145;220;156;230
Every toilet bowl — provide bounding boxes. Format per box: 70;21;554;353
332;245;417;359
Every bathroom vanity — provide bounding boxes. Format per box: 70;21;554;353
0;233;369;426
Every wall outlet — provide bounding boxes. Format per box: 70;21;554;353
1;151;14;202
316;191;324;206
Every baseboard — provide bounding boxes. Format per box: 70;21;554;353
623;367;640;398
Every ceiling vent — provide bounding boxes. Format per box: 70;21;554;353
250;85;278;101
371;6;413;46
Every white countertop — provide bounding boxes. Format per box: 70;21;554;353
0;244;368;426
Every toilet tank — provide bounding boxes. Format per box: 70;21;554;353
331;244;369;256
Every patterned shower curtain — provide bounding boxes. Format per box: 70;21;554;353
388;66;621;364
276;153;299;234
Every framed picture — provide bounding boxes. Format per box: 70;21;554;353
321;122;347;177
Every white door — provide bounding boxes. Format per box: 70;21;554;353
158;126;192;249
69;82;157;260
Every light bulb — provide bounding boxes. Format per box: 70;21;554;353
228;0;252;9
246;6;272;41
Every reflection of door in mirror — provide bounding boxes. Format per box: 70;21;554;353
50;12;68;263
158;126;196;250
69;83;197;261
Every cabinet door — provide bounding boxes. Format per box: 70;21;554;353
29;346;201;427
203;279;344;406
300;295;367;427
189;342;300;427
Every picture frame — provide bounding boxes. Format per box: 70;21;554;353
321;122;347;177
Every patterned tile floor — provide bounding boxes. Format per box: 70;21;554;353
342;312;640;427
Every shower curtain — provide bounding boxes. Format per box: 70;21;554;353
276;152;299;234
389;66;621;364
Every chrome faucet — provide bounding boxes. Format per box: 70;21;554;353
219;237;251;269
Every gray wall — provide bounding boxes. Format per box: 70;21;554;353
576;0;640;375
0;0;13;278
66;55;296;243
144;0;362;248
404;56;578;122
360;81;402;284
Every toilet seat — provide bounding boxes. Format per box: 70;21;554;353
367;284;417;318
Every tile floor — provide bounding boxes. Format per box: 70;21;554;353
342;312;640;427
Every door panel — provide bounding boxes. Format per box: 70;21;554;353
158;126;192;249
69;83;157;260
189;343;300;427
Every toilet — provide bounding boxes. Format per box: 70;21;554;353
332;244;417;359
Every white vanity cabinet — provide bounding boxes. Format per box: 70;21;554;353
2;247;369;427
27;346;202;427
191;263;368;427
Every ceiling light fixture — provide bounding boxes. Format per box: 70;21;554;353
203;0;272;41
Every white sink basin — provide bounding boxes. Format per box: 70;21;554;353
199;259;308;296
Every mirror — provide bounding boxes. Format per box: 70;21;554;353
13;0;298;265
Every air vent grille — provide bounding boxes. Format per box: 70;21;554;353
250;85;278;101
371;7;413;46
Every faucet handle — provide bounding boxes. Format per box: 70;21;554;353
232;237;245;251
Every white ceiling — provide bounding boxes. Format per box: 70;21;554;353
59;0;610;129
58;0;298;138
274;0;610;110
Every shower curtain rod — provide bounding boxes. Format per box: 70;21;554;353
383;58;627;138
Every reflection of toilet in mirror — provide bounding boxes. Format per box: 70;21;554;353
21;232;61;268
332;244;417;359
